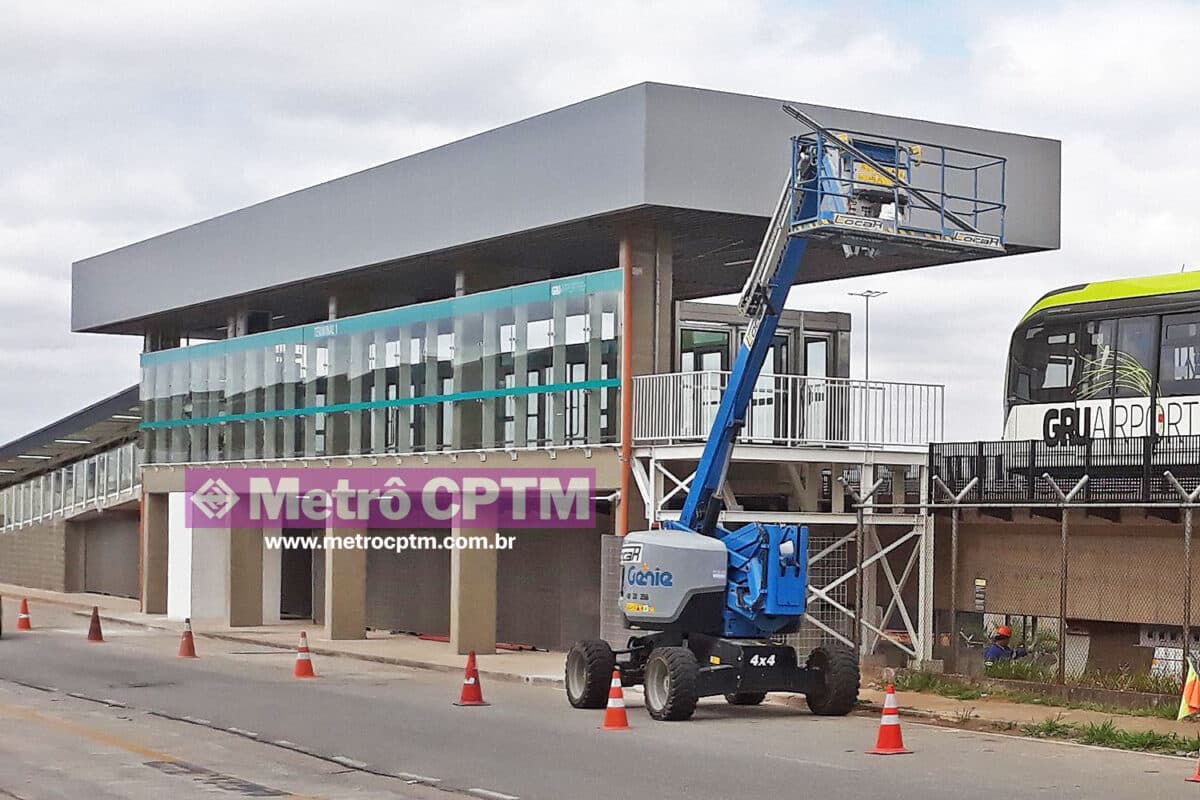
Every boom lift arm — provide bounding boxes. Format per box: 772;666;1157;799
674;107;824;538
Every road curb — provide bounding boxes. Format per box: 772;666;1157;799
70;608;566;688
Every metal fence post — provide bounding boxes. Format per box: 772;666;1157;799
933;475;979;673
838;474;886;660
1042;473;1088;685
1165;471;1200;686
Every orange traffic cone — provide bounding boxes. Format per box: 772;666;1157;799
87;606;104;643
16;598;31;631
866;684;911;754
293;631;316;678
453;651;489;706
600;669;630;730
178;618;197;658
1187;751;1200;783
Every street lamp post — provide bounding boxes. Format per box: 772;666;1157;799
848;289;887;382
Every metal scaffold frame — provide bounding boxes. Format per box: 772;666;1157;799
629;452;936;663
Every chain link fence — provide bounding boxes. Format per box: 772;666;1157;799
930;467;1200;693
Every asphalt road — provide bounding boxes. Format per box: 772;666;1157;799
0;599;1192;799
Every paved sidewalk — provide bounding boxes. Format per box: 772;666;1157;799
9;583;1200;740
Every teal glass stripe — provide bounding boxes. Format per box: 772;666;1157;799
141;268;622;367
140;378;620;430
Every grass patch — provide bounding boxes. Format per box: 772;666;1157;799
1021;714;1072;738
1013;716;1200;755
891;671;983;700
891;670;1178;719
985;659;1054;683
1075;667;1182;696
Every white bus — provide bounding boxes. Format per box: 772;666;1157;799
1004;271;1200;444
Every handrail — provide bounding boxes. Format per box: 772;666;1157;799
633;371;943;450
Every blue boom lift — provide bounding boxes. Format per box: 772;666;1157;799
565;105;1006;720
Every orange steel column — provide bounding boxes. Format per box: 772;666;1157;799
618;235;634;537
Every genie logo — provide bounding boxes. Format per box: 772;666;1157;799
1043;407;1091;447
625;565;674;588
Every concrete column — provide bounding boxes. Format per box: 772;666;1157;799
262;538;281;624
625;227;674;377
227;527;264;627
324;529;366;640
914;515;936;663
450;528;497;655
142;493;169;614
599;533;626;648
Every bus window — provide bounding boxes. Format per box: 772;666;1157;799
1075;319;1117;399
1112;316;1157;397
1007;323;1079;404
1076;317;1156;399
1159;314;1200;397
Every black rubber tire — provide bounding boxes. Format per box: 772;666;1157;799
565;639;616;709
724;691;767;706
804;644;860;716
644;646;700;721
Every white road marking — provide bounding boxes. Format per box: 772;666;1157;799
332;755;370;770
763;752;862;772
225;727;259;739
394;771;442;785
468;788;520;800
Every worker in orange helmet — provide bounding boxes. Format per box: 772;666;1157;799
982;624;1028;665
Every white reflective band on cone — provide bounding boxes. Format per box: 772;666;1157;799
880;715;900;726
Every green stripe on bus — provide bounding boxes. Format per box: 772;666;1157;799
139;378;620;429
1022;271;1200;322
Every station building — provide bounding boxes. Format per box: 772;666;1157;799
2;83;1060;656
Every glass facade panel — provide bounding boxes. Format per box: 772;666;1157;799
138;270;622;463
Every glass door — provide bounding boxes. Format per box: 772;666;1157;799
804;336;829;442
736;331;790;442
679;328;731;438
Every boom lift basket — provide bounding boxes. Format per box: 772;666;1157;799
784;105;1007;258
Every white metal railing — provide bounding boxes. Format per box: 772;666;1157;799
633;371;943;449
0;442;142;532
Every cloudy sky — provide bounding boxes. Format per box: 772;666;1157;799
2;0;1198;443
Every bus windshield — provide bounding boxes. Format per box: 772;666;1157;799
1007;315;1159;406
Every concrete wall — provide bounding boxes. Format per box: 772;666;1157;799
0;518;67;591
